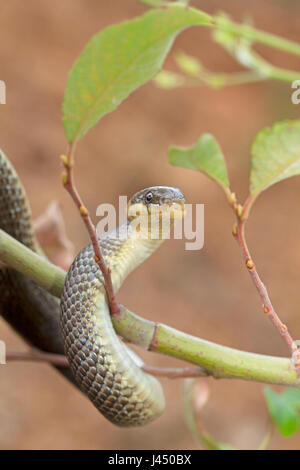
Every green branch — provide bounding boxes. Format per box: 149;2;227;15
1;228;299;387
0;229;64;297
153;6;300;91
212;14;300;84
214;16;300;57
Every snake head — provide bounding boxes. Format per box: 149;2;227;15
127;186;185;239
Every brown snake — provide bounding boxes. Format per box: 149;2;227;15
0;149;185;426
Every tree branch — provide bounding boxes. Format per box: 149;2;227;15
6;348;207;379
214;15;300;57
6;349;69;367
0;228;299;387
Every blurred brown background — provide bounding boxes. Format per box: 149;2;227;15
0;0;300;450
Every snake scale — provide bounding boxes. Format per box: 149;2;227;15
0;149;185;426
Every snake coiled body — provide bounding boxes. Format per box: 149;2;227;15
0;150;63;352
0;150;75;385
0;149;184;426
61;228;166;426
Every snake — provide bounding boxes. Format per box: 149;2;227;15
0;149;185;426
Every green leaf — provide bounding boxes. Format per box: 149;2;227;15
250;120;300;197
174;51;202;77
281;388;300;411
169;134;230;191
63;5;212;143
154;70;186;89
264;387;300;437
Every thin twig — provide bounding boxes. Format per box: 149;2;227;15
142;365;208;379
61;144;119;314
5;348;208;379
6;349;69;367
231;195;298;363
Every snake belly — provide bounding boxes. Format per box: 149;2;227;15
60;227;165;426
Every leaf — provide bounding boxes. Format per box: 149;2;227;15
63;5;212;143
154;70;186;89
264;387;300;437
174;50;202;77
213;12;253;55
281;388;300;411
169;134;230;191
250;120;300;197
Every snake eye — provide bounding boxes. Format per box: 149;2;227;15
145;192;153;203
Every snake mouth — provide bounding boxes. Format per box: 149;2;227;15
127;186;185;239
128;186;185;220
165;200;186;220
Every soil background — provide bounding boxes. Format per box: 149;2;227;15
0;0;300;450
